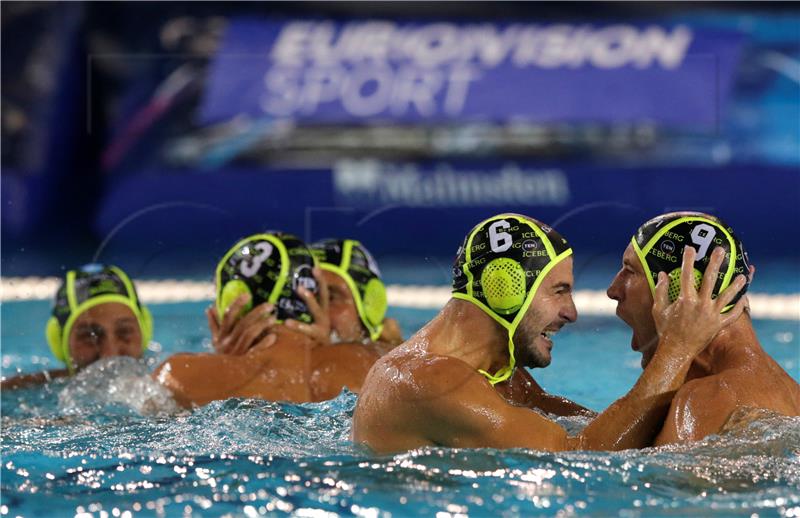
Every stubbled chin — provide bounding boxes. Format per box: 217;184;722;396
633;333;658;368
631;334;639;352
527;335;552;367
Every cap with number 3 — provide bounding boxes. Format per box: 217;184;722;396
215;232;318;324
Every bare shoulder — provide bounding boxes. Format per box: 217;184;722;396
314;343;379;363
675;375;738;415
371;346;481;396
357;347;490;421
654;375;737;446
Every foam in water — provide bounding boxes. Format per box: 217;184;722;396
57;356;182;417
3;375;799;517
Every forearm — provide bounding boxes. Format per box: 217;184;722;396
575;342;693;451
1;369;70;390
506;369;595;417
533;394;597;418
153;353;269;406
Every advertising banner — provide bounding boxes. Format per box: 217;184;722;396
201;18;744;127
95;162;799;261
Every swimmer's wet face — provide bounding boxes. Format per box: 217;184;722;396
68;302;143;368
322;270;365;342
513;257;577;368
607;244;658;367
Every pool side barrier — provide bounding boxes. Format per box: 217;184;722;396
1;277;798;320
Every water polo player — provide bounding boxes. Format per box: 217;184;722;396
154;232;321;406
207;232;324;355
208;238;403;356
353;213;747;453
206;236;402;402
305;239;403;400
310;239;403;351
1;264;152;390
607;212;800;445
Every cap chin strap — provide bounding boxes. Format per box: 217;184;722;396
452;248;572;385
478;336;516;385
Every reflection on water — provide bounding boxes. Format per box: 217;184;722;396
2;358;799;517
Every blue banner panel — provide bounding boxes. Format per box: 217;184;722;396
201;18;743;128
94;163;799;272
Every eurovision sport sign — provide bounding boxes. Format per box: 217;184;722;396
201;18;744;127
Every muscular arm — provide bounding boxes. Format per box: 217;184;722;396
416;338;698;452
153;337;277;408
653;376;738;446
499;368;596;417
576;248;748;450
411;357;572;452
360;248;747;453
1;369;70;390
574;338;697;450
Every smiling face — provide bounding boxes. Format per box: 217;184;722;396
68;303;143;369
322;270;367;343
513;257;578;368
606;244;659;367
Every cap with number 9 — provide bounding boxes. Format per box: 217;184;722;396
631;212;750;312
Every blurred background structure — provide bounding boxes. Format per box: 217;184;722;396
2;1;798;286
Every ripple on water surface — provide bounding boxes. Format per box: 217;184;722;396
2;357;800;517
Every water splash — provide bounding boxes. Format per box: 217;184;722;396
2;367;799;517
58;357;182;417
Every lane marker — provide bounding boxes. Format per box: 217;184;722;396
1;277;798;320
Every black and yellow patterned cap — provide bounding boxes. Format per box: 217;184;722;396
452;214;572;384
632;212;750;311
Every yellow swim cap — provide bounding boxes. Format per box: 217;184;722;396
452;214;572;384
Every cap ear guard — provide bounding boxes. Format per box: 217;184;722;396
314;239;387;342
451;214;573;385
632;214;748;313
46;317;65;362
667;268;703;303
481;258;526;315
362;277;387;331
45;299;152;368
140;305;153;349
217;279;253;323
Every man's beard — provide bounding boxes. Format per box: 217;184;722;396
513;320;551;368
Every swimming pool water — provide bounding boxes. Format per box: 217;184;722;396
2;299;799;517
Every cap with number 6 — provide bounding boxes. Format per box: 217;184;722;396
215;232;318;324
632;212;750;312
451;213;572;384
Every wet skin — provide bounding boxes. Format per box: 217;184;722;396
608;244;800;445
68;303;143;368
154;269;402;407
353;250;749;454
1;303;143;390
153;327;316;407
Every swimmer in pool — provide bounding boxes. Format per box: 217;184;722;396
204;238;403;401
353;213;748;453
1;264;152;390
305;239;403;399
606;212;800;445
154;232;320;406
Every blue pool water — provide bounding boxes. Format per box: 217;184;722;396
2;296;800;516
